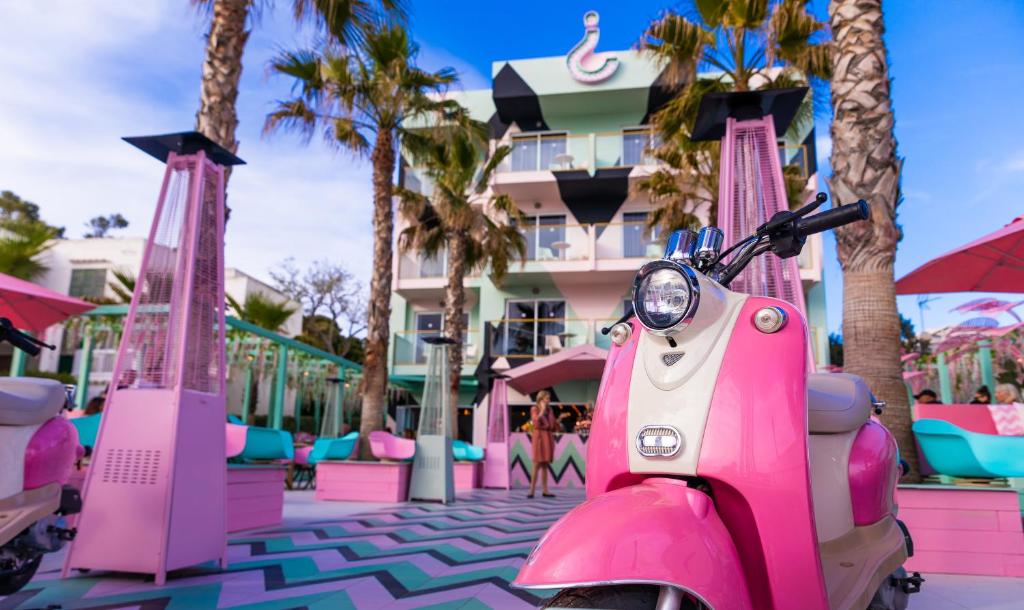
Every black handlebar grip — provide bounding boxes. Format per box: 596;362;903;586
795;200;870;237
6;327;41;357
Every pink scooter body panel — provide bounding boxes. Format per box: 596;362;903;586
585;320;646;497
697;297;829;610
849;420;899;526
24;416;79;490
514;478;752;609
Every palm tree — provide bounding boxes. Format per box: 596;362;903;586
397;128;526;432
265;21;465;458
639;0;831;233
0;221;58;280
192;0;405;192
108;269;136;304
226;292;297;332
827;0;916;479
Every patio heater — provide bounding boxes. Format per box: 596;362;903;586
482;376;511;489
64;132;243;584
692;88;809;315
408;336;455;503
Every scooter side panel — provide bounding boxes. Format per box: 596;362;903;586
848;421;899;526
585;320;646;498
514;478;752;610
24;416;79;489
697;297;829;610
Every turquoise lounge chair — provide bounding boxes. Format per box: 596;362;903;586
452;440;484;462
70;413;102;451
307;432;360;465
913;419;1024;478
234;426;294;462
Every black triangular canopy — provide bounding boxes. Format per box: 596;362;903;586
123;131;246;166
690;87;809;142
492;64;549;132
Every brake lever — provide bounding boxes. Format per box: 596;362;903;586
755;192;828;238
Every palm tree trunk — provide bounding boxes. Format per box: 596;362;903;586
358;128;397;459
827;0;918;480
196;0;249;203
443;233;468;439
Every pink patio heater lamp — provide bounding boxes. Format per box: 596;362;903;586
64;132;243;584
692;88;809;315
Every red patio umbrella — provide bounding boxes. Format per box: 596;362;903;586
896;216;1024;294
0;272;95;333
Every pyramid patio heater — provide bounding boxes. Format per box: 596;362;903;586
408;336;456;503
482;376;510;489
692;88;809;315
64;132;243;584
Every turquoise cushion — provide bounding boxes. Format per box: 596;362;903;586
914;419;1024;478
227;414;245;425
452;439;484;462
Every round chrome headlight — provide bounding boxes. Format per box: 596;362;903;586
632;260;700;335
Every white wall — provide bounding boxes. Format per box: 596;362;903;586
34;236;303;372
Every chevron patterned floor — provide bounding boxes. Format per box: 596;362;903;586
0;490;581;610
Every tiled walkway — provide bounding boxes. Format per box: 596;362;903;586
5;489;1024;609
1;490;580;610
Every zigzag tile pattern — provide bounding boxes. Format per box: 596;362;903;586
1;490;583;610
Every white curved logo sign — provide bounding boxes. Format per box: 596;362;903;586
567;11;619;84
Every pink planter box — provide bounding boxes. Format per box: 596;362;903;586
454;462;481;490
316;461;411;503
899;485;1024;577
227;465;285;532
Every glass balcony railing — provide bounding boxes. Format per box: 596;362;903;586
392;329;480;366
497;129;658;173
488;318;592;359
594;221;664;261
397;251;481;280
515;223;591;262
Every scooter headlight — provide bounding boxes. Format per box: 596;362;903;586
632;260;700;335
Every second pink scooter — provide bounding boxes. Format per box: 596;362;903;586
515;198;923;609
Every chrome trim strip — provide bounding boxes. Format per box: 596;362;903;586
511;579;712;609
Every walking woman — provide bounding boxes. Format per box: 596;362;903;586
528;390;556;498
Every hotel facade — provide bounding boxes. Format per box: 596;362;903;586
389;22;826;436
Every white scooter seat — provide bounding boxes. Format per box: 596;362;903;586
807;373;872;434
0;377;66;426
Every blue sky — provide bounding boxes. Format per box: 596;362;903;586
1;1;1022;334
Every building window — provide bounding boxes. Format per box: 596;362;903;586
516;215;567;261
622;128;656;166
69;268;107;299
496;299;566;358
413;312;469;364
510;132;567;171
622;212;661;258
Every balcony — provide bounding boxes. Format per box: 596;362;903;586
391;329;481;370
497;129;658;174
488;318;596;360
394;250;479;296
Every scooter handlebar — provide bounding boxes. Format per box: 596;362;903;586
0;317;44;357
795;200;870;237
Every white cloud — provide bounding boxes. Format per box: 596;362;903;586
0;0;418;292
417;41;490;91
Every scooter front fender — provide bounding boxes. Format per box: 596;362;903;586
514;478;752;609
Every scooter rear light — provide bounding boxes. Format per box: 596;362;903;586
636;425;682;457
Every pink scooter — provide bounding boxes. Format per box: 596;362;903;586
0;318;82;594
515;197;923;609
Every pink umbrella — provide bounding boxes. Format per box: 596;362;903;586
896;216;1024;294
0;272;95;333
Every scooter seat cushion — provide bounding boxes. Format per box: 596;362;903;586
0;378;66;426
807;373;872;434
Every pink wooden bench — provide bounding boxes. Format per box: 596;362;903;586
899;485;1024;577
